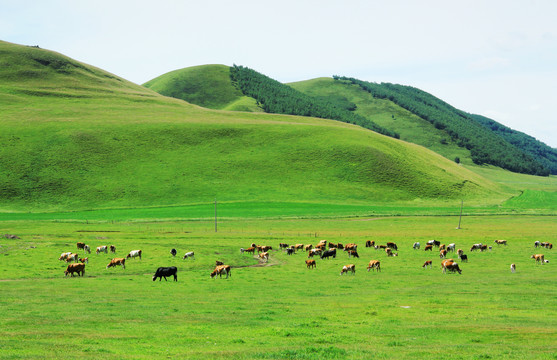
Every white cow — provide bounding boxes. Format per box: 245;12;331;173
510;263;516;273
58;252;72;261
413;242;420;250
183;251;195;260
84;244;91;254
126;249;142;260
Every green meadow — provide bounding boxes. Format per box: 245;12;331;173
1;215;555;359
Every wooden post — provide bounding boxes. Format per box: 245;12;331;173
214;199;217;233
456;200;463;229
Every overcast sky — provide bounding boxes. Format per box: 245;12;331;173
2;0;556;147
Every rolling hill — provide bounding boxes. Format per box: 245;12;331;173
0;40;508;212
145;65;555;176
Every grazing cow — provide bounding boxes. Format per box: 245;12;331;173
494;240;507;246
386;242;398;251
541;242;553;249
109;245;116;253
422;260;433;269
127;249;142;260
366;240;375;248
170;248;177;257
210;265;231;279
308;248;321;257
457;249;464;257
510;263;516;273
64;263;85;277
83;244;91;254
59;252;72;261
531;254;545;264
79;257;88;264
96;246;108;255
153;266;178;281
444;262;462;274
315;243;326;251
378;245;387;250
424;245;433;251
337;243;344;250
295;244;304;251
447;243;456;252
439;244;446;251
534;241;541;248
305;259;316;269
340;264;356;275
321;248;336;260
76;242;85;250
285;248;295;256
344;243;357;252
215;260;224;266
384;247;398;256
259;252;269;262
279;243;289;249
65;253;79;263
244;247;255;255
182;251;194;260
348;250;359;258
470;244;482;252
328;242;337;249
480;245;488;252
305;244;313;252
427;240;441;247
106;258;126;269
439;249;447;259
261;246;273;252
367;260;381;272
413;242;420;250
459;254;468;262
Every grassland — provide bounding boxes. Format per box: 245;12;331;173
1;215;555;359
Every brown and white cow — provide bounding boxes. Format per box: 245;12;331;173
210;265;231;279
441;259;461;274
541;242;553;249
340;264;356;275
244;247;255;255
531;254;545;264
65;263;85;277
365;240;375;248
305;259;316;269
106;258;126;269
439;249;447;259
308;248;322;258
305;244;313;252
494;240;507;246
96;246;108;255
424;244;433;251
65;253;79;263
58;252;72;261
510;263;516;273
422;260;433;269
294;244;304;251
79;257;88;264
259;252;269;262
367;260;381;272
344;243;357;252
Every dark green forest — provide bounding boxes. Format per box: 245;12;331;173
230;65;399;138
335;76;550;176
470;114;557;175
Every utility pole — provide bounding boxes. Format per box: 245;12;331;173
456;199;463;229
214;199;217;232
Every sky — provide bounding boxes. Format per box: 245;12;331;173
2;0;556;147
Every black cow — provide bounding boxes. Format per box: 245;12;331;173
386;242;398;251
320;248;336;260
170;248;177;257
153;266;178;281
459;254;468;262
285;248;295;255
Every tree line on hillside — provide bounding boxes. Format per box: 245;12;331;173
229;65;399;139
469;114;557;175
334;76;550;176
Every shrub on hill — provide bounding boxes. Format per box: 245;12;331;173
230;65;399;139
336;76;550;176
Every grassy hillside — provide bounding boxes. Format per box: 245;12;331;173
142;64;262;111
289;77;473;166
0;40;509;213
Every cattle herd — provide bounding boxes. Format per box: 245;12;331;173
60;238;552;281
